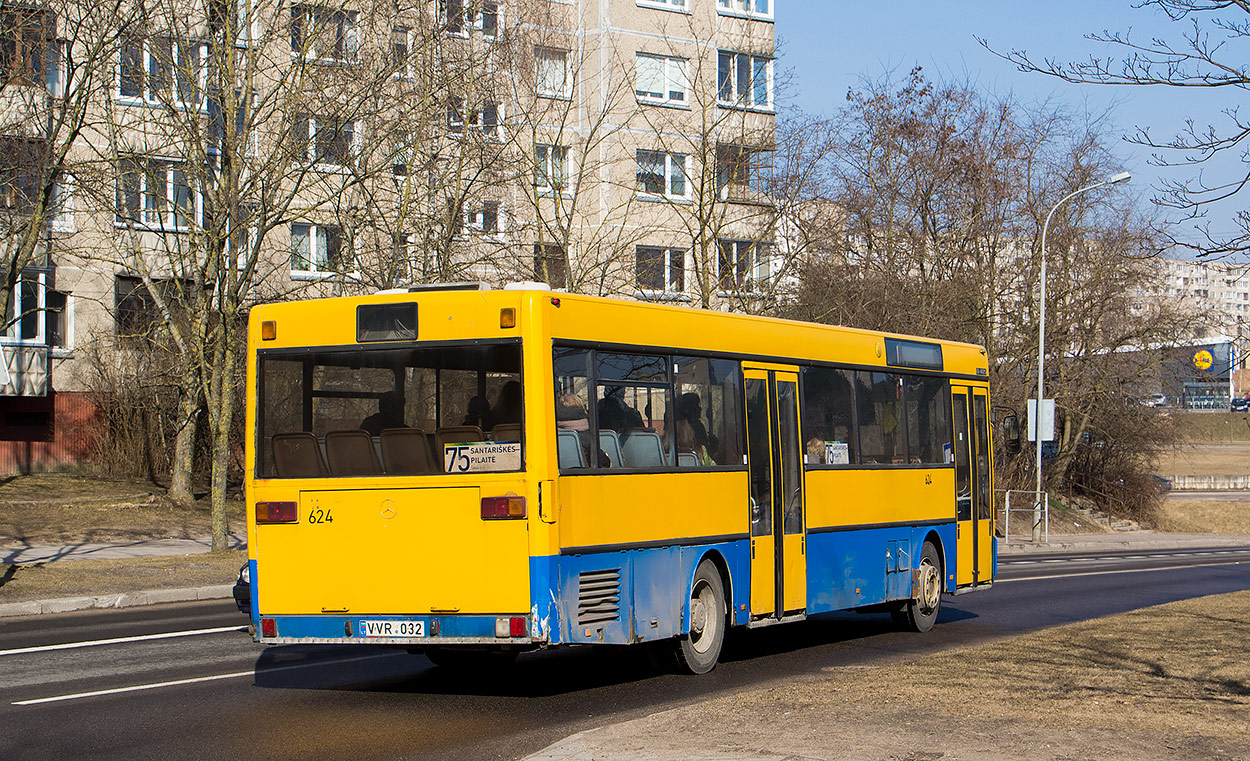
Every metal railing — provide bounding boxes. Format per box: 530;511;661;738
998;489;1049;543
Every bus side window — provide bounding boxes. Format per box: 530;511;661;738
800;366;855;466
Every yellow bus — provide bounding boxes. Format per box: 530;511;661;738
244;284;997;673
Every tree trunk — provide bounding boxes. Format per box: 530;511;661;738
209;325;234;552
167;385;199;504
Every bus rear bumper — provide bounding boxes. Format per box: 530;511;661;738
253;613;546;647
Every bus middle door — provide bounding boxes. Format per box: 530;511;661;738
744;365;807;619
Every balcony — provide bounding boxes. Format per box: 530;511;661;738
0;344;50;396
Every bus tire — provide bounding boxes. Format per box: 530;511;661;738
675;560;726;675
899;541;942;633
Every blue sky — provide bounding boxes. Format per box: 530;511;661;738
776;1;1242;253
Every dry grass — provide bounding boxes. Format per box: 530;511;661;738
1157;445;1250;476
0;472;244;545
0;551;245;603
1156;499;1250;535
600;591;1250;760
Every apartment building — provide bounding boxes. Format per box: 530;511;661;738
0;0;779;470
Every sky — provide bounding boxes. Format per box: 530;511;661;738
775;1;1244;256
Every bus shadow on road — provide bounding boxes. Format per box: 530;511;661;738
249;607;979;697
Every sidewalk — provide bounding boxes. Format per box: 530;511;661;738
0;534;247;618
998;530;1250;554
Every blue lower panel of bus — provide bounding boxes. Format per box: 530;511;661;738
805;523;957;614
541;539;751;646
260;613;522;641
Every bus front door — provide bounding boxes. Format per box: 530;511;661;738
744;366;807;619
952;386;993;586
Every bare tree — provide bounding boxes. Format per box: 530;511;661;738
788;70;1202;499
981;1;1250;257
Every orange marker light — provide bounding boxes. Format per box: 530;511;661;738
261;320;277;340
500;308;516;328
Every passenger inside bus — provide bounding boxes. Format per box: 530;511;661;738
462;395;494;430
494;381;522;426
361;390;405;436
675;392;717;465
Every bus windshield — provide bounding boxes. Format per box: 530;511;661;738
257;341;523;478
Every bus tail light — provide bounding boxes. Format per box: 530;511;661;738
481;496;525;520
256;501;298;524
496;616;527;637
261;618;277;638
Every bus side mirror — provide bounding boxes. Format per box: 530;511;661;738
1000;414;1021;455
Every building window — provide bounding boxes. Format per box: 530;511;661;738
718;239;770;292
290;3;358;62
716;0;771;19
716;144;771;201
535;46;570;98
0;7;52;86
210;0;260;47
638;0;686;9
718;50;771;109
113;275;174;342
534;243;565;287
441;0;498;35
293;113;356;167
391;26;413;79
535;143;569;191
469;101;503;138
3;271;67;347
466;201;500;233
636;246;684;294
636;150;687;199
0;136;44;213
635;53;688;105
290;222;344;276
115;158;198;231
118;36;204;106
49;172;73;232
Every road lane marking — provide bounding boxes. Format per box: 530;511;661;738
0;626;246;657
12;652;401;706
1000;559;1246;583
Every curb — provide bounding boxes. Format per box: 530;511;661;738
0;584;235;618
999;535;1250;554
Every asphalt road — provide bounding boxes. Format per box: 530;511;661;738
2;546;1248;761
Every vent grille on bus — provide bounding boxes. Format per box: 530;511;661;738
577;569;622;625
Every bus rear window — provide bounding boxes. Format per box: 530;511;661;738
257;342;523;478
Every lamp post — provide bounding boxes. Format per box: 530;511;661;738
1034;171;1132;541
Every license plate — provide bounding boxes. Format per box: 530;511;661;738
359;619;425;638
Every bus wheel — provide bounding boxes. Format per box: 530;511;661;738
676;560;726;675
424;648;517;670
898;541;942;633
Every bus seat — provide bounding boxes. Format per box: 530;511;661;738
491;423;521;442
272;432;328;477
598;430;623;468
435;425;485;461
621;431;664;468
677;451;699;468
557;429;586;468
380;428;436;475
325;430;382;476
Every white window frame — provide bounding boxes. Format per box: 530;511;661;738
535;143;571;194
535;46;571;98
635;52;688;106
115;159;202;232
296;113;360;170
467;101;504;140
290;222;347;278
290;3;359;64
117;37;207;108
391;26;414;80
717;238;771;294
717;49;773;111
716;0;772;20
635;150;689;200
636;245;685;296
50;173;74;233
638;0;687;11
465;200;504;235
441;0;503;38
1;272;72;350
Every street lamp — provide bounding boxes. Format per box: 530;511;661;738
1034;170;1131;540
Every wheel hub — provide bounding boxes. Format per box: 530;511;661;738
918;561;940;611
